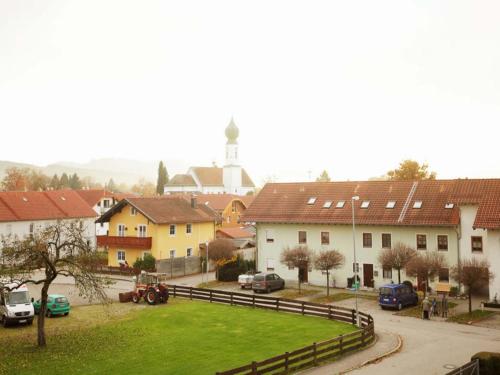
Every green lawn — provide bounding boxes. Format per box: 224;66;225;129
0;299;356;375
447;310;496;324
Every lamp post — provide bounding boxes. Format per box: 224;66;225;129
351;195;360;327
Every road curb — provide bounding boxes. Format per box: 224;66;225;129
341;332;403;374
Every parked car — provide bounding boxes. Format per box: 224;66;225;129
252;273;285;293
379;283;418;310
33;294;71;317
238;272;257;289
0;281;34;327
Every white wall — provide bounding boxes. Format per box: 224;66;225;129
487;230;500;300
256;223;458;290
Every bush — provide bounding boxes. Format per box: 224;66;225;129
218;256;256;282
133;253;156;272
449;286;459;297
471;352;500;375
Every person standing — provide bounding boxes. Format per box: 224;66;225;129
422;297;431;320
441;295;449;318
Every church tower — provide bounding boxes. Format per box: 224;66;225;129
223;118;243;194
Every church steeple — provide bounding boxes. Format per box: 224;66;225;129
225;117;239;145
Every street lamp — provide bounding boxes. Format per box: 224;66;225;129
351;195;360;327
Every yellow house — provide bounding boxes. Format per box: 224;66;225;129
195;194;254;228
96;196;216;266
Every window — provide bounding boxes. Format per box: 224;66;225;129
471;236;483;252
186;223;192;234
445;203;454;209
138;224;147;238
439;268;449;282
352;263;359;273
382;233;391;249
103;199;110;208
360;201;370;209
29;223;34;236
186;248;193;257
169;224;176;236
416;234;427;250
231;202;237;213
266;258;275;271
307;197;317;205
226;217;231;224
363;233;372;248
438;235;448;251
169;250;176;258
413;201;423;209
383;267;392;279
386;201;396;209
118;224;125;237
323;201;333;209
321;232;330;245
336;201;345;208
117;250;126;261
298;231;307;244
266;229;275;243
131;207;137;216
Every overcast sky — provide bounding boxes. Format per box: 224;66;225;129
1;0;499;185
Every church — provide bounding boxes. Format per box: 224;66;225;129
164;119;255;195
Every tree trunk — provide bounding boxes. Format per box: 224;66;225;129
397;268;401;284
37;281;50;347
326;271;330;297
468;290;472;314
298;270;301;295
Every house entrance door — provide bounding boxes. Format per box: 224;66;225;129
363;264;374;287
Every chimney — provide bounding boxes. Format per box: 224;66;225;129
191;195;197;209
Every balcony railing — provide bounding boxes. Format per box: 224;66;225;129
96;235;152;249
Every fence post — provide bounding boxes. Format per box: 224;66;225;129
285;352;289;372
173;285;176;298
210;290;213;303
276;298;279;311
252;294;255;308
301;301;305;315
328;306;332;320
189;287;192;300
230;292;233;306
184;256;186;276
313;342;317;366
351;309;356;325
339;335;343;355
251;361;257;374
361;329;365;346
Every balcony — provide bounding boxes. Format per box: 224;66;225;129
96;236;152;249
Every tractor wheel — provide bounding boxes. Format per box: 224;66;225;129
132;294;140;304
146;288;159;305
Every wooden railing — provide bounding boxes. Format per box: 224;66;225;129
167;285;375;375
96;235;152;249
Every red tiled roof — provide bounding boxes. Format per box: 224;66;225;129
75;189;136;207
191;167;255;188
241;179;500;229
96;196;217;224
0;190;98;222
195;194;252;211
166;174;197;187
217;227;255;239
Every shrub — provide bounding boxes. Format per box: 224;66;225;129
471;352;500;375
133;253;156;272
218;256;256;282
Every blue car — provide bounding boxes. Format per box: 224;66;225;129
379;284;418;310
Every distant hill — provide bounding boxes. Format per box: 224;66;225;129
0;158;190;186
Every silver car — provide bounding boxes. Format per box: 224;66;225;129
252;273;285;293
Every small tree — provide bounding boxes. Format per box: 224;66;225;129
316;170;331;182
406;252;447;298
280;246;314;294
207;239;235;280
386;159;436;181
156;161;168;195
313;250;344;296
133;253;156;272
451;258;494;313
0;222;111;347
378;242;417;284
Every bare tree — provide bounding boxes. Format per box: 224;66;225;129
280;246;314;295
377;242;417;284
451;258;494;313
406;252;447;298
0;222;111;347
313;250;344;296
207;238;235;280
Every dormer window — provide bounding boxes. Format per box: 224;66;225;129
60;196;66;201
323;201;333;209
360;201;370;209
386;201;396;209
336;201;345;208
307;197;317;205
413;201;423;209
445;203;454;209
131;207;137;216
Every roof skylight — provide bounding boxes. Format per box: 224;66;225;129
386;201;396;209
445;203;454;209
323;201;333;209
360;201;370;209
413;201;423;209
336;201;345;208
307;197;317;205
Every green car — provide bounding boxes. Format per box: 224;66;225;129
33;295;70;317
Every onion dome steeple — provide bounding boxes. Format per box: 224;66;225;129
225;118;239;145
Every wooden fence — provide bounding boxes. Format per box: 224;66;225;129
445;359;479;375
168;285;375;375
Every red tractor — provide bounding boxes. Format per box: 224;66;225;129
132;273;169;305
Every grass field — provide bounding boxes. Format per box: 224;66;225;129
0;299;356;375
447;310;496;324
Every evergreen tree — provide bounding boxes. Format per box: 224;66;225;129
50;174;60;190
107;178;117;192
156;161;168;195
69;173;82;189
316;170;331;182
59;173;70;188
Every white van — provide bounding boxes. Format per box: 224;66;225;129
0;281;35;327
